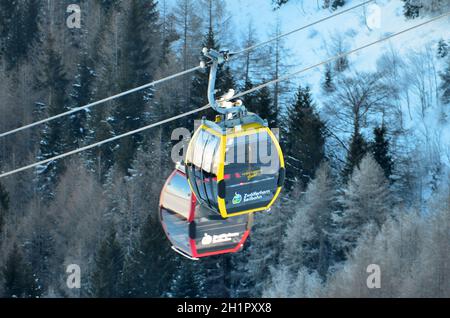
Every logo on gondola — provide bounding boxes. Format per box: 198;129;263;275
201;234;213;245
243;190;271;203
232;192;242;205
201;232;240;246
243;169;261;181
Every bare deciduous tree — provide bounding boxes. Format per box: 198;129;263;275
323;71;395;137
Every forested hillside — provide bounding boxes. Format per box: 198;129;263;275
0;0;449;298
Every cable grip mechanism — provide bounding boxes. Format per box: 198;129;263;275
200;48;245;116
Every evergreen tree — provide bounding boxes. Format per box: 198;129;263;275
1;0;40;69
440;58;450;104
282;163;335;279
190;26;234;121
117;142;177;297
0;182;9;236
245;204;286;296
85;107;115;183
172;0;203;106
272;0;288;9
437;39;449;58
0;0;15;40
91;227;124;298
21;0;40;47
267;19;291;120
371;125;393;180
273;0;343;10
284;86;325;191
248;85;277;127
263;266;323;298
342;130;367;183
228;240;252;297
331;0;346;11
322;64;335;93
219;66;236;97
409;191;450;297
402;0;422;19
2;244;39;298
98;0;121;12
124;214;177;297
84;12;118;182
22;203;55;295
323;204;450;297
69;54;96;148
170;259;204;298
334;53;349;73
335;154;391;253
36;36;70;198
112;0;160;174
200;255;232;298
241;79;257;110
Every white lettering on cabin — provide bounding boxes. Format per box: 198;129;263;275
201;232;240;246
243;190;271;203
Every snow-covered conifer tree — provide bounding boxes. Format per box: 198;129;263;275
335;154;392;253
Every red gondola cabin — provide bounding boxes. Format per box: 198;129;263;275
159;165;253;260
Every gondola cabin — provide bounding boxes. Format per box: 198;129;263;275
159;165;253;260
185;118;285;218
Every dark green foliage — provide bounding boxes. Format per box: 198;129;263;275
371;125;393;179
0;0;40;69
437;39;449;58
201;256;232;298
36;36;70;197
335;54;349;73
114;141;177;298
85;96;115;183
245;206;286;296
228;241;252;297
91;228;124;298
21;0;40;43
0;0;15;39
0;182;9;235
171;248;233;298
97;0;121;12
342;130;368;183
249;85;277;127
272;0;289;9
272;0;345;10
284;86;326;190
322;64;335;93
170;259;204;298
122;214;177;297
69;54;96;147
331;0;345;11
241;79;257;109
2;244;39;298
402;0;422;19
441;58;450;104
85;67;116;182
0;182;8;210
112;0;160;174
219;66;236;97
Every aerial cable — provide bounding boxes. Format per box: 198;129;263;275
0;104;210;178
232;0;374;56
232;12;450;100
0;1;373;138
0;66;202;138
1;11;448;179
